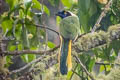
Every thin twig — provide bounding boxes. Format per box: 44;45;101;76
95;62;111;65
95;62;120;65
44;24;48;51
91;0;113;33
70;63;78;80
11;56;44;73
11;52;57;74
73;55;95;80
2;24;120;55
41;1;48;54
11;16;59;36
3;45;59;55
71;69;83;79
104;64;107;73
34;23;59;35
21;20;60;35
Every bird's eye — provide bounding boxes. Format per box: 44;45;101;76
64;11;67;15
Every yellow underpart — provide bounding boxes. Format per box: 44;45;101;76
67;40;72;71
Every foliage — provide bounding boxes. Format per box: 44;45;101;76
0;0;120;80
1;0;52;67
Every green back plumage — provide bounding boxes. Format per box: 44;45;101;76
59;12;80;75
60;16;80;39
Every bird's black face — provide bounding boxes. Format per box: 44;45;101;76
56;10;71;19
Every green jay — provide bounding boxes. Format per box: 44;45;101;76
56;10;80;75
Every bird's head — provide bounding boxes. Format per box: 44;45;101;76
56;10;72;19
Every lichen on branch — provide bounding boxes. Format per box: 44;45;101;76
73;24;120;53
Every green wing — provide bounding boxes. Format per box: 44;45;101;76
60;16;80;39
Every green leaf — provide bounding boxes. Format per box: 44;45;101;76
24;0;32;4
26;23;36;34
28;54;36;62
32;0;50;16
21;54;36;63
44;5;50;16
24;0;32;15
78;0;97;32
14;23;22;40
6;0;18;9
56;16;61;26
21;25;30;49
61;0;73;8
12;19;19;38
67;70;73;79
88;58;95;71
111;40;120;55
100;65;105;72
6;56;12;63
1;19;13;34
47;41;55;48
78;0;91;13
32;0;41;10
5;56;12;67
88;1;97;17
78;11;90;32
21;54;28;63
9;45;16;51
18;44;23;50
8;3;24;18
19;9;25;19
106;65;111;72
38;29;45;38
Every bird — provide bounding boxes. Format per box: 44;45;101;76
56;10;80;75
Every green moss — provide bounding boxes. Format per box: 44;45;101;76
108;24;120;32
73;24;120;80
96;67;120;80
98;31;108;40
74;24;120;52
96;59;120;80
106;68;120;80
75;31;108;51
107;24;120;41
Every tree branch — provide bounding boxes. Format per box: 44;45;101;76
32;23;60;35
70;63;79;80
0;24;120;56
2;45;59;55
91;0;113;33
10;52;57;74
19;19;60;35
74;24;120;53
73;55;95;80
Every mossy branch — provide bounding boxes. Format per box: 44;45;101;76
0;24;120;56
73;24;120;53
96;58;120;80
1;24;120;77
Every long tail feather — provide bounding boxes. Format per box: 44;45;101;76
59;36;72;75
67;40;72;71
